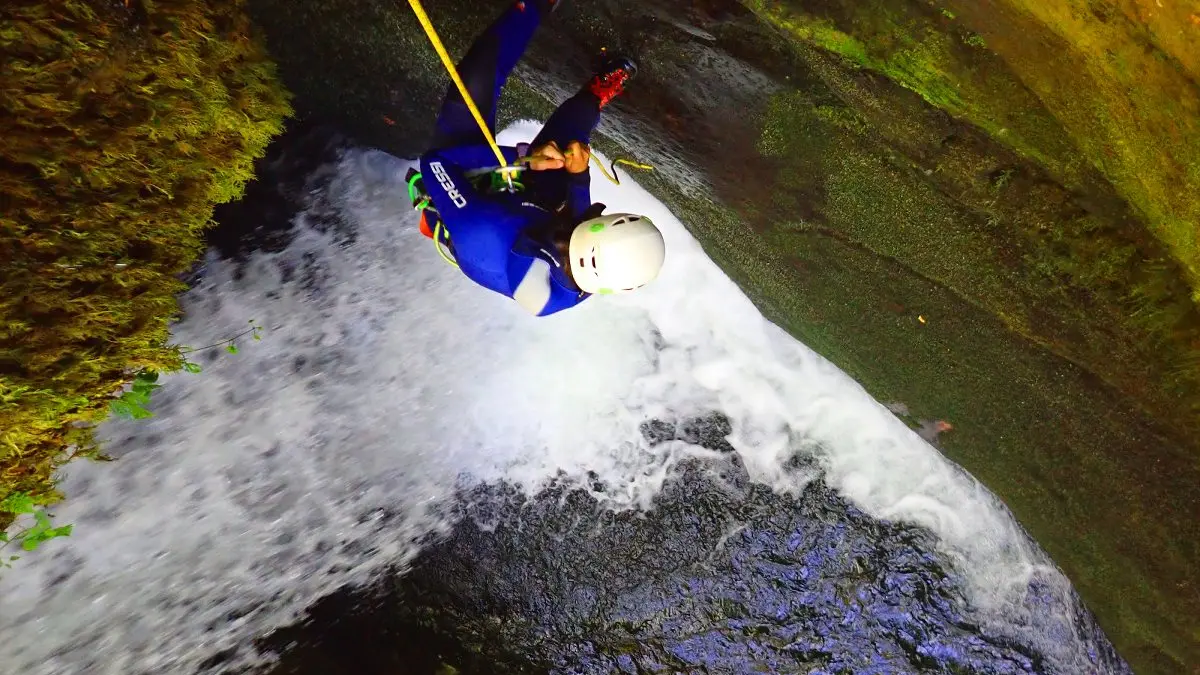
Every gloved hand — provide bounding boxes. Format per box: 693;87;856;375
528;140;591;174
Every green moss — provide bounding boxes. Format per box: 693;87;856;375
975;0;1200;295
786;17;870;67
740;0;1200;303
0;0;290;515
753;85;1200;436
738;0;1200;448
745;0;1083;178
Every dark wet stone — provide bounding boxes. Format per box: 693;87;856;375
253;418;1127;675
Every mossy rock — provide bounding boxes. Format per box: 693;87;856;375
743;0;1200;298
0;0;291;514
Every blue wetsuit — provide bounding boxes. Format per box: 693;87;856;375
419;1;604;316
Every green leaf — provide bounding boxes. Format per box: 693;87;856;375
112;396;153;419
0;532;8;543
129;405;154;420
182;362;202;374
137;371;159;384
1;493;36;515
131;385;161;400
110;399;133;418
252;333;261;341
226;344;239;354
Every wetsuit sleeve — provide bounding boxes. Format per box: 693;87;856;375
566;170;592;222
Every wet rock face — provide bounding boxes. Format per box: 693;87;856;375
225;1;1200;673
259;417;1126;675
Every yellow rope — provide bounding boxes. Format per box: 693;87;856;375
406;0;515;176
590;155;654;185
433;221;459;268
407;0;507;268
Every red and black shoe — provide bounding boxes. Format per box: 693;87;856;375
588;55;638;109
515;0;562;12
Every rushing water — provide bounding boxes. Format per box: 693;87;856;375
0;122;1129;674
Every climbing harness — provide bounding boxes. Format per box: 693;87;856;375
404;0;655;266
406;168;458;267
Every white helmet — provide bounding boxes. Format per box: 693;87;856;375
568;213;665;295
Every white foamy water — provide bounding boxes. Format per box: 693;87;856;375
0;121;1098;674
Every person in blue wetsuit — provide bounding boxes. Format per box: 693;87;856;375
417;0;666;317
